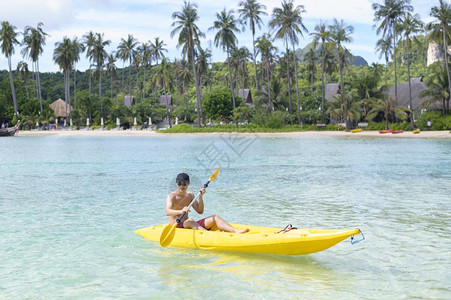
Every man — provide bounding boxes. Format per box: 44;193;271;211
165;173;249;233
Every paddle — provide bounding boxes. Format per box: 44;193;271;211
159;167;220;247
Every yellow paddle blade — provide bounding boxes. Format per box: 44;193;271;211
209;167;220;182
160;223;177;247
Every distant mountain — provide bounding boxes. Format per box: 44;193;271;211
297;43;368;67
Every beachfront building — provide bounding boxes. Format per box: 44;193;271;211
124;96;135;107
50;98;72;124
237;89;254;107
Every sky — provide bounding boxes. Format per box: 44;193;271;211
0;0;436;73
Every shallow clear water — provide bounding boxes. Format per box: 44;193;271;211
1;134;450;299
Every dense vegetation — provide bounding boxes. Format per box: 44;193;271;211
0;0;450;131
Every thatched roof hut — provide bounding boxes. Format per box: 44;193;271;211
388;77;441;111
238;89;253;105
160;95;174;107
325;83;340;103
50;99;72;117
124;96;135;107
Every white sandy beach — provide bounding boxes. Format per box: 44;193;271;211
15;129;451;139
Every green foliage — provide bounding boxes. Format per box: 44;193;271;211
416;111;451;130
202;88;236;122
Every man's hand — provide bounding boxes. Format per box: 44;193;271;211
199;187;206;195
181;206;190;213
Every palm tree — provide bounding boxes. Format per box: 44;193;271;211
420;67;449;114
0;21;19;118
171;1;206;127
139;42;152;99
397;13;423;128
210;8;241;109
375;35;393;86
269;0;308;125
176;58;192;104
372;0;413;115
238;46;252;92
329;18;354;130
366;96;410;130
238;0;267;93
304;48;317;96
22;22;48;112
16;61;30;100
427;0;451;105
71;37;85;110
152;56;173;128
117;34;138;97
89;33;111;123
311;21;330;123
328;93;361;126
256;34;277;109
150;37;168;100
106;53;117;105
83;31;96;99
54;38;77;123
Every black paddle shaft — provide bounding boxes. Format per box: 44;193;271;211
176;181;211;224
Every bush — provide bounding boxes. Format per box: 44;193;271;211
265;116;284;129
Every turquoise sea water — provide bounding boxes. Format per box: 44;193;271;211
1;134;450;299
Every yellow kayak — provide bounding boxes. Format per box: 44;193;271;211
351;129;362;133
134;224;363;255
413;129;420;134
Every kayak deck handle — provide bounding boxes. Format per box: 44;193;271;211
351;229;365;245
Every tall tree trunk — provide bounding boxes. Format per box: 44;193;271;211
163;83;171;128
99;68;104;121
443;28;451;115
292;44;301;126
393;30;398;122
192;49;202;127
74;65;77;110
286;45;292;123
226;47;236;109
253;33;258;93
406;47;414;129
128;59;132;95
67;70;72;122
321;43;325;124
266;65;271;110
37;60;42;113
65;70;68;123
111;74;114;105
7;56;18;118
339;49;348;130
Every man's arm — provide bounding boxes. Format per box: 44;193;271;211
192;188;205;214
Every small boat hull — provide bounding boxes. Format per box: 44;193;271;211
351;129;362;133
413;129;420;134
392;130;403;134
379;129;393;134
135;224;361;255
0;127;16;136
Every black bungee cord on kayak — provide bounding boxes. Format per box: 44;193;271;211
275;224;298;234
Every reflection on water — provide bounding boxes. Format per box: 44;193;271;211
0;136;450;298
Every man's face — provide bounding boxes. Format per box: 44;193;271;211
176;181;189;192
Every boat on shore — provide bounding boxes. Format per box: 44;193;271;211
413;129;420;134
379;129;393;134
135;224;364;255
0;127;16;136
351;129;362;133
392;129;404;134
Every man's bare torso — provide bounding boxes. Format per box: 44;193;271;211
168;190;194;224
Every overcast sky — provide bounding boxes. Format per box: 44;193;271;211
0;0;435;73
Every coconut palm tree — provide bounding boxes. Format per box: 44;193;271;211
117;34;138;97
329;18;354;130
83;31;96;99
89;33;111;123
176;58;192;104
16;61;30;100
54;38;77;123
106;53;117;105
139;42;152;99
328;93;362;126
238;0;267;92
304;48;317;96
256;34;277;109
150;37;168;100
21;22;48;112
397;13;423;128
420;67;449;114
71;37;85;110
269;0;308;125
238;46;252;93
372;0;413;115
366;96;410;130
0;21;19;118
427;0;451;106
152;56;173;128
311;21;330;123
171;1;206;127
375;35;393;86
210;8;241;109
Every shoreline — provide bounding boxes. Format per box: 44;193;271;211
14;129;451;139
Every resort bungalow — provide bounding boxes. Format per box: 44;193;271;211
50;98;72;123
159;95;175;107
387;77;441;111
237;89;253;106
124;96;135;107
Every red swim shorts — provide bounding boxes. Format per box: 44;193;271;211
176;218;207;229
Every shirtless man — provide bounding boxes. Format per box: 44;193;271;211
165;173;249;233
